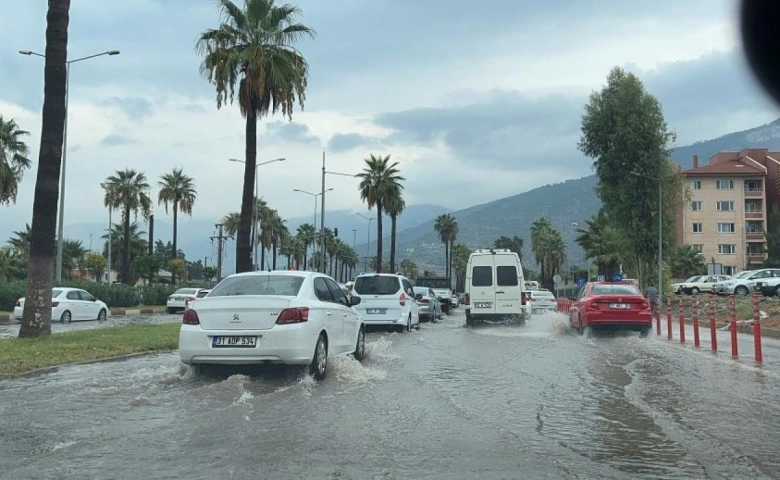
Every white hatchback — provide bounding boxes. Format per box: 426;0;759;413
178;271;365;380
14;287;109;323
352;273;420;332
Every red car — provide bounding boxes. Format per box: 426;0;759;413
568;282;652;336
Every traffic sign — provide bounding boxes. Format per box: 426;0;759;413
612;273;623;282
553;274;562;284
597;275;605;282
577;278;585;287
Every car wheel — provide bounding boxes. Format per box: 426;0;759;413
166;307;174;314
415;316;421;330
639;326;650;338
691;287;700;295
735;286;749;296
61;311;71;323
406;316;412;332
774;286;780;297
466;314;473;327
309;334;328;380
353;327;365;361
97;309;107;322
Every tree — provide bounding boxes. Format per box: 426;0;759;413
451;243;472;292
203;266;218;284
668;245;706;278
102;222;148;281
434;213;458;277
7;224;32;260
84;252;107;281
222;211;240;237
493;236;523;259
0;115;32;205
134;253;162;285
385;190;405;274
101;170;152;284
168;258;187;283
198;0;314;274
158;168;196;284
19;0;70;338
61;239;87;279
530;217;567;289
296;223;316;271
357;154;404;272
579;66;679;288
399;258;418;280
574;211;629;278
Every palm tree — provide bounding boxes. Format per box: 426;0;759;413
452;243;472;292
7;224;32;259
0;115;32;205
222;211;240;236
434;214;458;277
158;168;197;284
575;211;628;278
530;217;568;288
101;222;148;273
270;214;289;270
102;169;152;284
197;0;314;274
296;223;316;270
19;0;70;338
668;244;706;278
385;189;405;274
357;154;404;272
62;239;88;280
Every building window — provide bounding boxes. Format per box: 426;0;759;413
746;245;764;255
690;180;701;190
745;202;761;213
691;201;702;211
693;244;703;253
723;266;736;275
716;180;734;190
693;222;703;233
717;201;735;211
718;244;736;254
744;180;762;192
717;222;735;233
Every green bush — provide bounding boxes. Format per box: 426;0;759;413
0;281;26;312
0;280;178;310
139;284;178;306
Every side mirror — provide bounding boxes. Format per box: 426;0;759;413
350;295;362;306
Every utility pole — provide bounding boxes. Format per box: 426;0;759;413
211;223;232;282
148;214;154;256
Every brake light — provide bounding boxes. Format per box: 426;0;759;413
641;301;650;310
52;301;59;308
585;300;599;310
276;307;309;324
182;309;200;325
399;292;406;306
418;298;429;304
464;293;470;305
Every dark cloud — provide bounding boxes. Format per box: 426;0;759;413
327;133;383;152
99;134;137;146
101;96;154;119
264;121;320;145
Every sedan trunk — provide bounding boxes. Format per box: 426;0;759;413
194;296;294;331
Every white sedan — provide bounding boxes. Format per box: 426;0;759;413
178;271;366;380
14;287;109;323
167;288;204;313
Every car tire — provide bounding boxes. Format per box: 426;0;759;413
415;317;421;330
353;327;365;361
309;334;328;380
466;314;473;327
578;317;584;336
166;307;174;314
735;286;749;296
773;286;780;297
97;309;107;322
406;316;412;332
61;311;71;323
691;287;700;295
639;326;650;338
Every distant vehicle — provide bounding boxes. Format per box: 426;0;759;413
178;271;365;380
431;288;453;314
186;289;212;310
525;281;541;290
14;287;108;323
464;248;529;326
671;275;703;294
529;290;557;313
167;288;205;314
450;293;459;308
352;273;420;332
713;269;780;296
413;286;441;322
567;282;651;336
680;275;731;295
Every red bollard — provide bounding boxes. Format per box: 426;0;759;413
729;294;738;358
678;295;686;344
656;298;661;336
753;294;763;363
692;294;700;348
708;293;717;352
666;296;673;340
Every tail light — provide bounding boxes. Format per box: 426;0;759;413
276;307;309;324
399;292;406;306
418;298;429;303
15;300;20;307
641;301;650;310
585;300;599;310
52;301;59;308
187;296;196;302
182;309;200;325
521;292;528;305
464;293;470;305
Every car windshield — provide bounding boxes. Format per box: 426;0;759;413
174;288;199;295
413;287;429;295
354;276;401;295
733;271;754;279
592;284;641;295
208;275;304;297
433;289;450;295
685;276;703;283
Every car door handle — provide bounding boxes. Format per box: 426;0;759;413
495;291;505;294
326;311;332;316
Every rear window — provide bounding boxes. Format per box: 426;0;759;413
532;291;555;298
52;289;63;297
472;266;492;287
354;276;401;295
413;287;429;295
209;275;304;297
496;266;518;286
196;290;210;298
174;288;199;295
592;284;640;295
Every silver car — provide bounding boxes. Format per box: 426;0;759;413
529;290;557;313
413;286;441;322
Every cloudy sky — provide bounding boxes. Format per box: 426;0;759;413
1;0;778;237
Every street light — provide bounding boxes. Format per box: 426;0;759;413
293;187;333;230
630;171;663;302
356;212;374;271
20;49;121;281
228;157;286;269
99;182;113;286
320;151;358;273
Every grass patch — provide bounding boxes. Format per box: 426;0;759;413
0;322;180;378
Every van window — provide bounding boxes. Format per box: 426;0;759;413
472;266;492;287
354;276;401;295
496;266;518;286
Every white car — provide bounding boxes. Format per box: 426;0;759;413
352;273;420;332
167;288;204;313
185;289;212;310
528;290;557;313
178;271;365;380
14;287;109;323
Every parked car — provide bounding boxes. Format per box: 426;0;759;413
352;273;420;332
680;275;731;295
712;269;780;295
14;287;109;323
567;282;652;335
671;275;703;294
450;294;459;308
413;286;441;322
185;289;212;310
178;271;365;380
432;288;453;314
167;288;205;313
529;290;557;313
465;248;530;326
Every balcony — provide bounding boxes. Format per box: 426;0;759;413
745;211;764;219
746;231;766;241
744;188;764;198
747;254;767;264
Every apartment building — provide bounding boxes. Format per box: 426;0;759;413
676;149;780;275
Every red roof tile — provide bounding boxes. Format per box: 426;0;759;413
684;160;765;176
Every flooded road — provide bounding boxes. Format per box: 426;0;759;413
0;313;180;339
1;310;779;479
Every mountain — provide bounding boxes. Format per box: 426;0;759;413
356;118;780;273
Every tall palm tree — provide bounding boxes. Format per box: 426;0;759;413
575;211;628;278
222;211;240;237
101;222;148;272
197;0;314;274
158;168;197;284
270;212;288;270
7;224;32;259
19;0;70;338
530;217;552;285
385;189;405;274
296;223;316;270
452;243;472;293
102;169;152;284
0;115;32;205
668;244;706;278
357;154;404;272
434;214;458;277
62;239;88;280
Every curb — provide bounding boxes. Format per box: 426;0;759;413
1;307;168;323
0;349;175;380
0;313;9;325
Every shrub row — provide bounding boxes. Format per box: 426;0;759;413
0;281;183;311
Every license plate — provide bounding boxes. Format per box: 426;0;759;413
212;336;257;347
366;308;387;314
474;302;492;308
609;303;630;309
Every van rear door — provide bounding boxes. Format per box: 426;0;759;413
494;254;522;316
469;255;496;314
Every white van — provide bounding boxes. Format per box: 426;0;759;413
465;249;529;326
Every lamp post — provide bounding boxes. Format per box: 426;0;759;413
20;49;120;281
293;188;333;230
100;182;113;285
630;171;664;302
228;157;285;270
356;213;374;272
320;151;358;273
